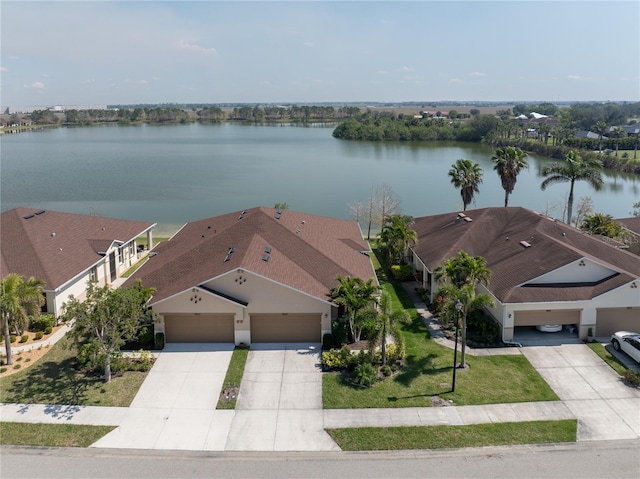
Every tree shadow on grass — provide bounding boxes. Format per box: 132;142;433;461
3;356;99;406
393;353;447;387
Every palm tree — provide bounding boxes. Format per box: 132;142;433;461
491;146;529;207
540;151;604;226
609;127;625;157
329;275;378;343
435;251;492;368
1;274;45;365
580;213;625;240
593;121;608;152
380;214;417;264
448;159;483;211
369;290;409;366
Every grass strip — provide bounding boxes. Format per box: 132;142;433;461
217;347;249;409
0;336;150;407
327;420;577;451
0;422;115;447
587;342;627;376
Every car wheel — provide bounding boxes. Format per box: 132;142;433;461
612;339;621;351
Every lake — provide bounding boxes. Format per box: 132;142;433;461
2;123;638;234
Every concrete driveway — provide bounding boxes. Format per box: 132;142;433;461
521;343;640;441
92;343;234;450
226;343;339;451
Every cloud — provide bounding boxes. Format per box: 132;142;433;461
81;79;95;84
376;70;388;75
449;78;463;84
568;74;584;81
469;71;486;77
1;67;8;72
24;81;45;89
175;40;217;56
303;41;315;48
401;66;414;72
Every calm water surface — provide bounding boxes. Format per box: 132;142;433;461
2;123;638;233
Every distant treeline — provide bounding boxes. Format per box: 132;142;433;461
22;105;363;126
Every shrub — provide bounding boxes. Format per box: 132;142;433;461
133;349;154;371
321;346;356;370
385;342;405;364
380;365;392;377
154;332;165;350
15;356;23;362
34;331;44;340
28;314;55;332
353;362;378;387
390;265;414;282
360;317;378;342
467;310;501;345
138;325;154;347
44;326;53;335
0;367;6;373
19;335;29;343
322;333;333;351
331;319;349;347
624;369;640;387
13;364;21;370
10;335;17;343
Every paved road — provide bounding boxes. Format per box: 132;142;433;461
2;441;639;479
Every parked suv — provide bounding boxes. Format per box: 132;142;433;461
611;331;640;363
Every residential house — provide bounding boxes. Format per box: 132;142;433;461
125;207;377;345
410;207;640;341
617;216;640;256
1;208;155;317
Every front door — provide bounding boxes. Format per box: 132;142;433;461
109;252;117;282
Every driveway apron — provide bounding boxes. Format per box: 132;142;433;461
521;344;640;441
225;343;339;451
91;343;234;450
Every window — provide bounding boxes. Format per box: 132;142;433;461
89;266;98;282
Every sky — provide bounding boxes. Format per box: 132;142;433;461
1;1;639;107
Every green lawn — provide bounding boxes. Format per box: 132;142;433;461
0;422;115;447
587;342;628;376
327;420;577;451
0;336;150;407
323;246;558;409
217;347;249;409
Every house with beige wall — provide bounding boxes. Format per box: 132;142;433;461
410;207;640;342
1;208;155;317
125;207;377;345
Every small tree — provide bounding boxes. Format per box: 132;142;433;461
63;281;155;382
580;213;626;240
369;290;410;366
379;214;417;265
434;251;493;368
1;274;45;366
448;159;483;211
329;275;378;343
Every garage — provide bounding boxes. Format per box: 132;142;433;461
164;314;234;343
596;308;640;337
250;313;321;343
514;310;581;327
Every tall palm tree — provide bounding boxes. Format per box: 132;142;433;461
491;146;529;207
369;290;410;366
448;159;483;211
434;251;492;368
609;127;625;157
380;214;417;264
540;151;603;226
593;121;608;152
1;274;45;365
329;275;378;343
